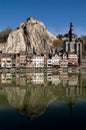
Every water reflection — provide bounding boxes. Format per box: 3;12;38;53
0;71;86;129
0;72;80;86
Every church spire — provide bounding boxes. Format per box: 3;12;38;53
69;22;75;42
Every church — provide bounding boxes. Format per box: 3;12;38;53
63;22;82;65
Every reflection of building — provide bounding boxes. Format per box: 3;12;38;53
16;74;20;85
52;75;60;85
0;72;85;120
1;73;12;84
47;73;52;81
68;74;78;86
32;73;44;84
19;74;27;86
0;72;81;88
26;73;33;81
60;72;68;86
16;74;27;86
81;58;86;68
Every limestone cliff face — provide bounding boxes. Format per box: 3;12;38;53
1;18;57;54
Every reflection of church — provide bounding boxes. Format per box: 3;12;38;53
63;22;82;64
0;72;85;119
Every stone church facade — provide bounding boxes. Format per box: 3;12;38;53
63;22;82;64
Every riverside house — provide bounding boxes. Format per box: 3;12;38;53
26;54;34;68
52;54;61;68
16;53;20;67
0;52;2;67
81;58;86;68
68;54;78;67
60;53;68;68
19;52;27;68
32;56;44;68
1;54;12;69
0;52;81;69
47;59;52;68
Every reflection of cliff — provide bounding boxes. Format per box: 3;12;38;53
0;72;85;119
0;87;26;109
22;85;58;119
0;83;65;119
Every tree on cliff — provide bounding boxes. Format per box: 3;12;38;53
0;27;12;43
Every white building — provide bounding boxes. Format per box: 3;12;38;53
32;56;44;68
68;54;78;66
32;73;44;84
47;59;52;68
1;58;6;68
1;57;12;68
60;54;68;68
47;73;52;81
52;54;61;67
6;57;12;68
1;73;12;84
52;75;61;85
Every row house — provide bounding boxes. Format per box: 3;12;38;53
60;54;68;68
81;58;86;68
19;52;27;68
47;59;52;68
16;54;20;67
26;54;33;68
1;54;12;69
16;52;33;68
52;54;61;67
0;52;2;67
0;52;79;69
32;56;44;68
68;54;78;67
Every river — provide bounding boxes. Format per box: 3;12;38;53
0;71;86;130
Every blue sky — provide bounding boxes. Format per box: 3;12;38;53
0;0;86;36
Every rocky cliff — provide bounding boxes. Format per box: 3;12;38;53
0;17;57;54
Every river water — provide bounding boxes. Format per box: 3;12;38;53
0;71;86;130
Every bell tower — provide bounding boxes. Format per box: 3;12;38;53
69;22;75;42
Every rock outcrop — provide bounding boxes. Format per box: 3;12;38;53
0;17;57;54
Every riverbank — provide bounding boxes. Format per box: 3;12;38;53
0;67;86;74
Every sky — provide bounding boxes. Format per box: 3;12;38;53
0;0;86;36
